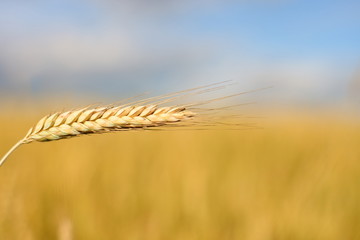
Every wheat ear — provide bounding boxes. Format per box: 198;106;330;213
0;81;265;166
0;104;195;166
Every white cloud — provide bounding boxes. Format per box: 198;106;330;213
0;29;137;82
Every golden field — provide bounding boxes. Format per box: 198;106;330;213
0;112;360;240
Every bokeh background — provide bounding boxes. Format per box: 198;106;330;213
1;0;360;239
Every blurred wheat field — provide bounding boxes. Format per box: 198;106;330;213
1;112;360;240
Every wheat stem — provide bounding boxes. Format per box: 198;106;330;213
0;140;24;167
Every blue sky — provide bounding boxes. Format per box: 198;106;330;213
0;0;359;105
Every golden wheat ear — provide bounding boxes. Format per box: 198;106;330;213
0;82;222;167
0;81;267;167
0;104;196;166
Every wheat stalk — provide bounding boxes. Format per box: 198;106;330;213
0;81;266;167
1;81;223;167
0;104;195;166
